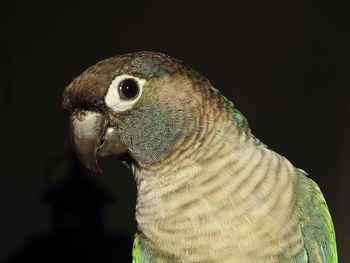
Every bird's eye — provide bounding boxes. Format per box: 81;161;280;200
105;74;145;112
118;79;139;100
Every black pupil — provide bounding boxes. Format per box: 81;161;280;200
119;79;139;99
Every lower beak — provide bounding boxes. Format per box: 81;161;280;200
70;111;127;174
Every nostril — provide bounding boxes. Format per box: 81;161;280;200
76;111;87;121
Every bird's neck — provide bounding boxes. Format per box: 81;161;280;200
132;116;299;261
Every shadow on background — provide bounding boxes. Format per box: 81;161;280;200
3;153;131;263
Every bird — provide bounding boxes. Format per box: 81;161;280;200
62;51;337;262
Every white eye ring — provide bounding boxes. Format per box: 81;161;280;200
105;74;146;112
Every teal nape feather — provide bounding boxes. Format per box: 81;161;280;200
208;84;249;128
63;51;337;263
209;84;267;148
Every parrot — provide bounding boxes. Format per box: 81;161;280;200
62;51;337;262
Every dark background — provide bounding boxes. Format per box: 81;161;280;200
1;0;349;262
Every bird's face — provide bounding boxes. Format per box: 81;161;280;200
62;52;211;173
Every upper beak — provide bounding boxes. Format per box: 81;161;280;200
70;111;127;174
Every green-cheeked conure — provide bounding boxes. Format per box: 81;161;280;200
62;51;337;262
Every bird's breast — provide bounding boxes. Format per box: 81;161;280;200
134;142;303;262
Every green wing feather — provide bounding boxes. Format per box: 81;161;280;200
296;171;337;262
132;233;155;263
132;234;141;263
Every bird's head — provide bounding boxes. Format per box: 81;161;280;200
62;51;236;173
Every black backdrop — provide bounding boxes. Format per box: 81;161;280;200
1;1;349;262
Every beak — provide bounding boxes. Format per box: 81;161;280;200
70;111;127;174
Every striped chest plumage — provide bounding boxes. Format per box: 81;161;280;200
133;116;303;262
